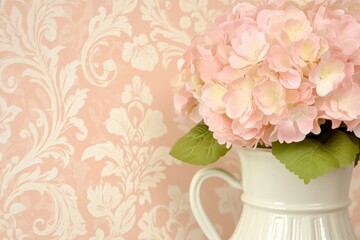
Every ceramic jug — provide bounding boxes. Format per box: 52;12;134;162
189;148;356;240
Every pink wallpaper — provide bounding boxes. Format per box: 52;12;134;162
0;0;359;239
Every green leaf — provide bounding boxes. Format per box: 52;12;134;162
272;130;359;184
170;122;231;165
352;134;360;167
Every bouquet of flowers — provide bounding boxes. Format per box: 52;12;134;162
170;0;360;183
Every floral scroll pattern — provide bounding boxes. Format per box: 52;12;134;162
1;0;360;239
0;0;88;239
82;76;175;239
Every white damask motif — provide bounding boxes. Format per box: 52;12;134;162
121;75;153;105
122;34;159;71
140;0;230;67
0;97;21;144
215;183;242;224
81;0;135;87
0;0;88;239
82;76;175;238
138;185;206;240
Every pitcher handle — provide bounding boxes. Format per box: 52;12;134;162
189;168;243;240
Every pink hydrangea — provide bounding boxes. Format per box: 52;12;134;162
172;0;360;148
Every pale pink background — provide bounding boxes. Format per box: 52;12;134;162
0;0;359;239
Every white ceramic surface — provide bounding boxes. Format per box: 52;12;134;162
189;148;356;240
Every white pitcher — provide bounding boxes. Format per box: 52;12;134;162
189;148;356;240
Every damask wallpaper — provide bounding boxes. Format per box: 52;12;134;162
0;0;359;239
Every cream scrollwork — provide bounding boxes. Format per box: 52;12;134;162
0;0;88;238
0;97;21;144
82;76;174;238
138;185;206;240
81;0;135;87
122;34;159;71
140;0;230;68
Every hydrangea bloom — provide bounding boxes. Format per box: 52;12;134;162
173;0;360;148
